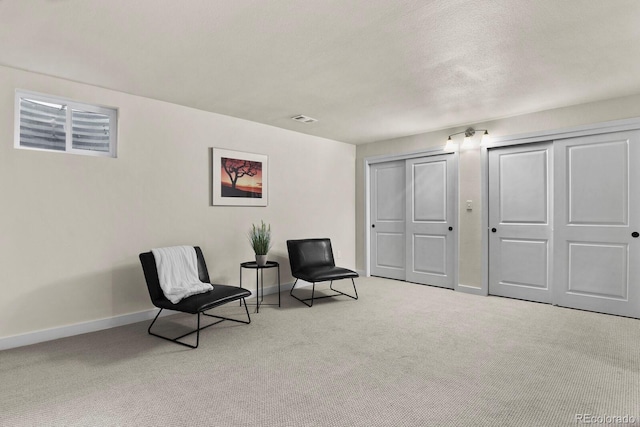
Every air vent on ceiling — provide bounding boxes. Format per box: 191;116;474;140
291;114;318;124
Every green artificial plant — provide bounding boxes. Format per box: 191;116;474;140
249;220;272;255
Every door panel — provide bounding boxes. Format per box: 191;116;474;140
567;242;627;299
405;154;456;288
554;131;640;317
489;143;553;303
499;150;549;224
500;238;548;289
567;141;628;225
413;161;447;221
376;165;406;222
370;161;406;280
375;232;405;270
413;234;446;275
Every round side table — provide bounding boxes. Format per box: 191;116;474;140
239;261;280;313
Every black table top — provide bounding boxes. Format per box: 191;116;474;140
241;260;279;268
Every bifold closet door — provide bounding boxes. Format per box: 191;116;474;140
488;143;553;303
405;154;456;288
553;131;640;318
370;160;406;280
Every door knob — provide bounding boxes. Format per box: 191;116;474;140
491;228;497;233
372;224;376;228
633;231;639;238
448;227;453;231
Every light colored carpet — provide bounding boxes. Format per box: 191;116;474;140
1;276;639;426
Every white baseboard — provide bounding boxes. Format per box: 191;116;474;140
0;282;297;351
456;283;486;296
245;280;295;296
0;308;167;351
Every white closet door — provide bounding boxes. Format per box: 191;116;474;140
370;160;406;280
405;154;456;288
553;131;640;318
488;143;553;303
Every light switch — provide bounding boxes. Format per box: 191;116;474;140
466;200;473;210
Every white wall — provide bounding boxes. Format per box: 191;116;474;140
0;65;356;341
356;93;640;289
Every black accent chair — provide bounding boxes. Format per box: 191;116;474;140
139;246;251;349
287;238;359;307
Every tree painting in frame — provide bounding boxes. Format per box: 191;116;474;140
212;148;268;206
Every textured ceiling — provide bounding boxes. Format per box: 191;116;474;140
1;0;640;144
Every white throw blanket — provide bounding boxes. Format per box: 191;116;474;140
151;246;213;304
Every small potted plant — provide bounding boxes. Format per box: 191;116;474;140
249;220;272;266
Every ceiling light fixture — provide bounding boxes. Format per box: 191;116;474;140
446;127;489;149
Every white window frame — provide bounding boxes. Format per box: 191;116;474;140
14;89;118;158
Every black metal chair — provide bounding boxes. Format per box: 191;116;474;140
286;238;359;307
139;246;251;349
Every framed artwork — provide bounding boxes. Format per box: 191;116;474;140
212;148;268;206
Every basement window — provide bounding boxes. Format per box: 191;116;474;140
15;90;117;157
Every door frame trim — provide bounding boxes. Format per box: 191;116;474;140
364;145;460;290
481;117;640;296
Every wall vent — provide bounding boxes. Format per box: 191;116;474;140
291;114;318;124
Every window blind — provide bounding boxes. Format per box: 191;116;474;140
16;91;117;157
71;110;110;152
19;98;66;151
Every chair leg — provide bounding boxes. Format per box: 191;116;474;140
202;298;252;325
148;303;251;349
289;278;316;307
290;278;359;307
289;278;358;307
148;308;200;349
329;278;359;300
310;282;315;307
